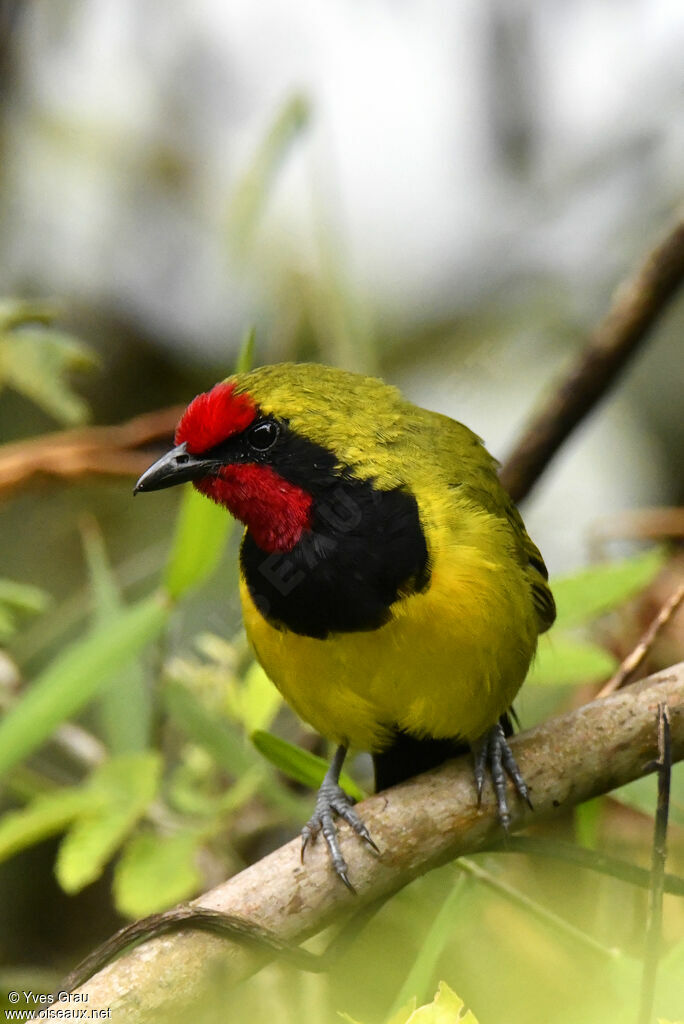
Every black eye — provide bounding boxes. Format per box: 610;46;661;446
247;420;279;452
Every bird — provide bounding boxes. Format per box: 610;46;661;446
135;363;555;889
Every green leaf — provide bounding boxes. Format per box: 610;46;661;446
193;632;239;666
388;879;468;1020
251;730;365;802
0;329;98;425
0;787;104;865
574;797;604;850
526;634;616;686
656;938;684;1023
164;679;257;778
233;661;281;734
552;548;664;629
169;762;263;818
56;753;161;893
234;325;256;374
81;518;120;620
612;761;684;826
347;982;479;1024
525;550;664;688
82;519;151;753
0;605;16;642
0;594;170;779
163;486;233;600
388;1006;418;1024
113;829;203;917
340;1002;417;1024
0;580;51;641
408;981;479;1023
0;580;51;614
0;298;57;331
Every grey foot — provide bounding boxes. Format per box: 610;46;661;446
471;723;533;829
301;778;378;893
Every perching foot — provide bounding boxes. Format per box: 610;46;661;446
471;722;533;829
301;745;378;892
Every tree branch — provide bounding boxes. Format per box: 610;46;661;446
65;664;684;1022
0;407;182;499
500;216;684;503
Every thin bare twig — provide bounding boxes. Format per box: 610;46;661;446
47;895;387;1011
492;836;684;897
637;703;672;1024
457;859;618;959
0;406;182;499
598;584;684;697
588;508;684;560
500;218;684;503
57;665;684;1024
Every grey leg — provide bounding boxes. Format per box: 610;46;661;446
471;723;533;829
301;745;378;892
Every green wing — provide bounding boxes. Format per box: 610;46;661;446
422;410;557;637
504;501;556;634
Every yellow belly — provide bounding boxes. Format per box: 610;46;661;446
240;534;538;752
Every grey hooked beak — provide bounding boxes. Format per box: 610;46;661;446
134;443;221;494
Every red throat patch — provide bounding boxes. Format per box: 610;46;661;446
175;382;256;453
194;465;312;553
174;381;313;553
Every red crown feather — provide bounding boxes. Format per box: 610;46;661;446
175;382;257;453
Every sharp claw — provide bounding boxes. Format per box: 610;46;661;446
301;819;320;862
470;722;532;828
363;833;380;854
472;739;488;806
338;869;356;894
334;804;379;854
351;819;380;853
300;769;374;889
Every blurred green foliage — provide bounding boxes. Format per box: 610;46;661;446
342;980;480;1024
527;547;665;686
0;579;50;642
252;728;365;802
0;300;98;425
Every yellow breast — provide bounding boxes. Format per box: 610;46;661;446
239;512;538;752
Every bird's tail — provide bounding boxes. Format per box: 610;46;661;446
372;713;513;792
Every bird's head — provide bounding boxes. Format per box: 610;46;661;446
134;363;406;554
